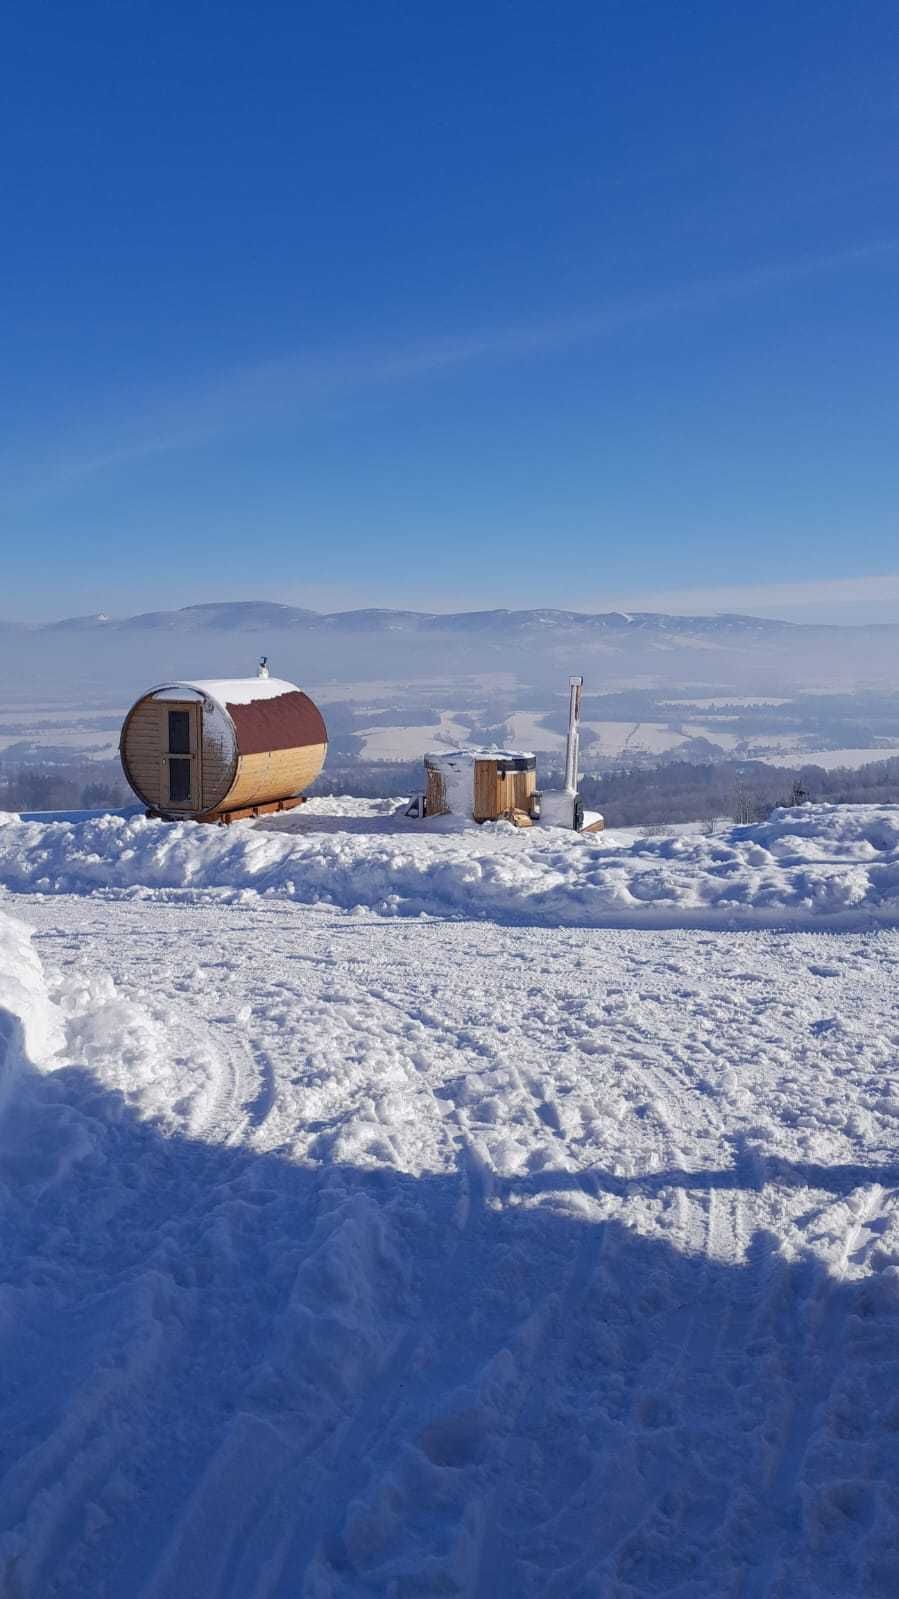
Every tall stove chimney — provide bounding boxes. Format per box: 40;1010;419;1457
564;675;583;793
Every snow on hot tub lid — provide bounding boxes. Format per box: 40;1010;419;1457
425;748;536;761
425;747;536;770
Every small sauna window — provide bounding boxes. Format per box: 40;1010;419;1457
168;758;191;804
168;710;191;755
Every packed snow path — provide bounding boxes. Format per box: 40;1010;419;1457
2;882;899;1597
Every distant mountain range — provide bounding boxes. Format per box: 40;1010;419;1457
0;600;849;637
3;601;897;652
3;600;899;707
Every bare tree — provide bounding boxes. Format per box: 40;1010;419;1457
731;783;757;826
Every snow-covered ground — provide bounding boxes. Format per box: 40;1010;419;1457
584;720;695;757
3;798;899;928
1;803;899;1595
356;714;474;761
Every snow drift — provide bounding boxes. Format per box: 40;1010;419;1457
2;801;899;927
0;908;63;1091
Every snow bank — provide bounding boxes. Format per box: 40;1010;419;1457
0;907;63;1085
2;802;899;928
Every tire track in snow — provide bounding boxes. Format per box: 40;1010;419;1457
40;925;257;1151
244;1043;276;1131
570;1177;727;1594
472;1170;614;1598
182;1009;253;1145
145;1111;492;1597
0;1083;244;1597
471;1106;729;1598
526;1173;754;1595
741;1182;889;1599
248;1094;596;1596
143;983;492;1595
249;1135;495;1598
455;970;738;1586
0;949;278;1595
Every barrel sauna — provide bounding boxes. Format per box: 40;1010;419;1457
425;749;537;823
120;676;327;822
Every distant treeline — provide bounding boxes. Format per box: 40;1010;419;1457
0;762;128;813
312;761;423;799
573;756;899;827
4;751;899;826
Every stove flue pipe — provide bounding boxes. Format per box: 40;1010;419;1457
564;675;583;793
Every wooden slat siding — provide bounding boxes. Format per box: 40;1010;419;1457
187;702;203;813
121;700;166;809
498;768;535;816
473;762;536;821
425;766;449;816
217;741;327;815
472;760;496;821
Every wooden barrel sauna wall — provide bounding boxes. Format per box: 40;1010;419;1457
425;750;537;822
120;677;328;822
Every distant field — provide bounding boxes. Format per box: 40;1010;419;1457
765;746;899;770
5;674;899;783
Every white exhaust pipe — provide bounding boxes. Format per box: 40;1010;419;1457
563;675;583;793
541;675;585;829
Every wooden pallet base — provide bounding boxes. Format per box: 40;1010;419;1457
209;795;306;825
147;796;307;825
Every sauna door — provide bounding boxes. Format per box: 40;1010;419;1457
162;703;200;811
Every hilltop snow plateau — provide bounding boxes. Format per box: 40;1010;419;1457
1;799;898;1596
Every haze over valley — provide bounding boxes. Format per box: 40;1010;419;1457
5;601;899;786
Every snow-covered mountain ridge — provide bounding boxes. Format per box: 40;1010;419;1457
9;600;899;639
5;602;802;634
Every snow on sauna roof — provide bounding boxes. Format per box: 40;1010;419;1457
152;677;301;706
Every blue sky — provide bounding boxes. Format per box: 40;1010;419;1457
3;0;899;622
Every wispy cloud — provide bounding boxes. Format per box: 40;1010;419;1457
3;237;898;502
